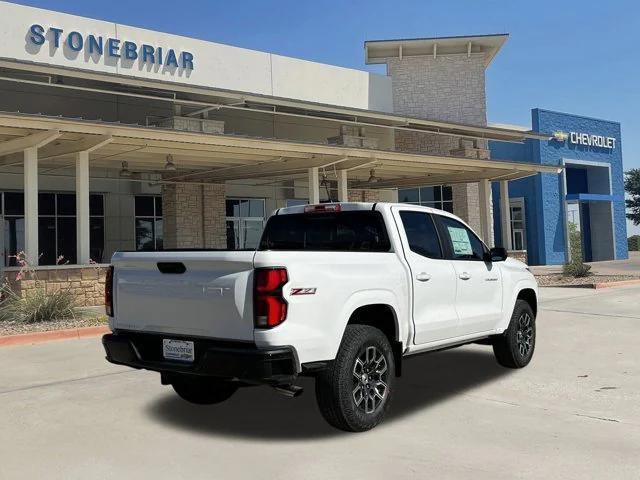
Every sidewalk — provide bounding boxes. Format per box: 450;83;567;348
530;251;640;276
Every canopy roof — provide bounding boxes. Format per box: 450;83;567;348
0;112;560;189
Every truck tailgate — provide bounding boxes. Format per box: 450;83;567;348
111;251;256;341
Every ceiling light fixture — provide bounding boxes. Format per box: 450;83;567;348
367;169;379;184
119;161;132;177
164;154;177;171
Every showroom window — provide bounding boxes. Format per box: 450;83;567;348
226;198;265;249
398;186;453;213
135;196;163;251
1;192;105;266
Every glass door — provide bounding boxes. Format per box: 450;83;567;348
509;199;527;251
225;199;266;249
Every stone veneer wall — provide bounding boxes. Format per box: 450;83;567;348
348;189;381;202
386;53;490;239
203;184;227;249
162;182;226;249
5;266;107;307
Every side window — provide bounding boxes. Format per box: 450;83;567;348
399;211;442;259
436;215;486;261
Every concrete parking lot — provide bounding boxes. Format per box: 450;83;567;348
1;286;639;479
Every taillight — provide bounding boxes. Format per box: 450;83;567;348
105;266;114;317
254;268;288;328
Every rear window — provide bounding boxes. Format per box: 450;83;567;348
258;211;391;252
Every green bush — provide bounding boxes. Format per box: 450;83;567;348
0;284;76;323
562;262;592;278
562;221;592;278
629;235;640;252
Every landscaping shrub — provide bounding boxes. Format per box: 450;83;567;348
562;221;592;278
562;261;592;278
0;251;77;323
0;284;76;323
628;235;640;252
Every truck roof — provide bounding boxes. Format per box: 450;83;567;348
275;202;460;219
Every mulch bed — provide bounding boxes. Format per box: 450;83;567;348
535;274;640;288
0;315;107;337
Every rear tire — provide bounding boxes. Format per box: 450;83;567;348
172;377;238;405
315;325;395;432
493;299;536;368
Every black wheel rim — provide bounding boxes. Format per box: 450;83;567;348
352;346;389;414
516;313;534;357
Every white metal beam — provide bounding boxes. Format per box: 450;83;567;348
24;147;39;265
478;179;494;247
308;167;320;204
0;130;61;157
39;135;113;160
76;151;91;264
500;180;513;250
337;169;349;202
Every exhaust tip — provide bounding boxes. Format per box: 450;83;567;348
274;384;304;398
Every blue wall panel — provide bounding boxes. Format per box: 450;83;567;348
489;108;628;265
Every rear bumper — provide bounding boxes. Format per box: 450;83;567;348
102;331;298;385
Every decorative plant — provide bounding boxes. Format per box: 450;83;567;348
0;252;77;323
562;222;592;278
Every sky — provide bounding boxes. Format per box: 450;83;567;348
10;0;640;234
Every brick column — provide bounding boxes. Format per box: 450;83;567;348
162;183;203;249
162;182;227;249
203;184;227;248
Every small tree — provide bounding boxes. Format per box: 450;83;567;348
563;221;591;277
626;169;640;226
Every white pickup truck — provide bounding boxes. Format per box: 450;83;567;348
103;202;538;432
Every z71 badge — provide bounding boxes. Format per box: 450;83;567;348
290;288;317;295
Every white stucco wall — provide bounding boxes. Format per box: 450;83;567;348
0;1;393;112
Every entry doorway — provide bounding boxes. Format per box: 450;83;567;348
565;200;614;262
564;160;616;262
225;198;266;250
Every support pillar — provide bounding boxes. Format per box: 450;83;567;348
478;179;494;247
76;151;91;264
308;167;319;204
337;170;348;202
499;180;512;250
23;147;39;265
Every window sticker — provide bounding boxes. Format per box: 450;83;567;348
447;226;473;256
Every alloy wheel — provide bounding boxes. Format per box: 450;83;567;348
352;346;389;414
516;313;534;357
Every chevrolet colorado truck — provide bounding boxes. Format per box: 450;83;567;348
102;202;538;432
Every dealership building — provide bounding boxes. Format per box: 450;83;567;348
0;2;628;304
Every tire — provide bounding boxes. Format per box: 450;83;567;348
315;325;395;432
492;299;536;368
172;377;238;405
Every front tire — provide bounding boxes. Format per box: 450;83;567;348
315;325;395;432
172;377;238;405
492;299;536;368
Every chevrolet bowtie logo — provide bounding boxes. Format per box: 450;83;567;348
552;131;569;142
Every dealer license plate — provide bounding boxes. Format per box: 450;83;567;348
162;339;195;363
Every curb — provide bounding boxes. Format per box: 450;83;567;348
0;325;109;348
540;279;640;289
592;279;640;289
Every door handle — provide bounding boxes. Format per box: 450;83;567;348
459;272;471;280
415;272;431;282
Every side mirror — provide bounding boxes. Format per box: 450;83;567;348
485;247;508;262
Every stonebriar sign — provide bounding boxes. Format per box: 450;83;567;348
28;23;195;70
